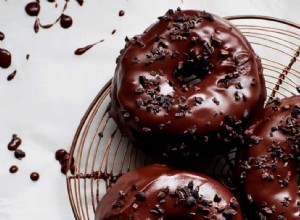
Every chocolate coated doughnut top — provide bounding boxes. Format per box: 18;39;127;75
237;96;300;219
110;8;266;159
95;164;243;220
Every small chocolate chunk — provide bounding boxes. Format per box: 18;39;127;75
135;191;146;201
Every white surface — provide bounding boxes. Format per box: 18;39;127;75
0;0;299;219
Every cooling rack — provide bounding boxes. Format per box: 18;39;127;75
66;15;300;220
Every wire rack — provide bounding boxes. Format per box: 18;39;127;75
66;15;300;220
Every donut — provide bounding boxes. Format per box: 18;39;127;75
237;96;300;219
110;8;266;160
95;164;243;219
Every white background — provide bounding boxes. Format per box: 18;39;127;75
0;0;299;219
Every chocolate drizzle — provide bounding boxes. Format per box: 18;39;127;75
25;0;80;33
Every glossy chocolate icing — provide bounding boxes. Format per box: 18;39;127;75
110;9;266;160
95;164;243;220
237;96;300;219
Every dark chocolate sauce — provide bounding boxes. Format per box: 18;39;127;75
111;29;116;35
0;48;11;69
60;14;73;29
119;10;125;17
25;2;40;16
74;39;104;55
0;32;5;41
7;70;17;81
8;134;22;151
30;172;40;181
9;165;18;174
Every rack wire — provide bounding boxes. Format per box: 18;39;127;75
66;15;300;220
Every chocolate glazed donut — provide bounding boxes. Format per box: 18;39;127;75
110;8;266;160
95;164;244;220
237;96;300;219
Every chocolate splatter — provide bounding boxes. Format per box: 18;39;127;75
25;2;40;16
7;70;17;81
119;10;125;17
30;172;40;181
74;39;104;55
9;165;18;174
0;31;5;41
60;14;73;29
25;0;80;33
55;148;75;174
111;29;116;35
8;134;22;151
0;48;12;68
26;54;30;60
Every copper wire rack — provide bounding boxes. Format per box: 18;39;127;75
66;15;300;220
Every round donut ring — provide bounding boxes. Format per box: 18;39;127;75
95;164;244;220
110;9;266;160
237;96;300;219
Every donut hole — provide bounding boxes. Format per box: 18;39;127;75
174;54;213;86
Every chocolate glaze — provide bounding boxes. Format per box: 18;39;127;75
7;70;17;81
95;164;243;220
8;134;22;151
0;48;12;68
25;2;40;17
0;31;5;41
60;14;73;29
74;39;104;55
110;9;266;161
237;96;300;219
